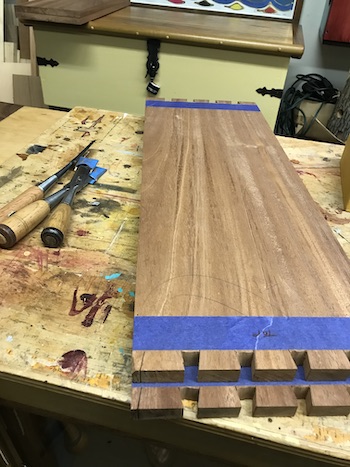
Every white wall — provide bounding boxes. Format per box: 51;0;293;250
285;0;350;92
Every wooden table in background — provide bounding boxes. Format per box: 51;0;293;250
0;106;349;467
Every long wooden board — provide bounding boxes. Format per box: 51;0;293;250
15;0;129;25
131;100;350;419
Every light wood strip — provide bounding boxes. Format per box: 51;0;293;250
131;387;183;419
340;137;350;211
198;350;240;382
253;386;298;417
305;386;350;416
252;351;297;382
197;386;241;418
132;350;184;383
83;7;304;57
303;351;350;381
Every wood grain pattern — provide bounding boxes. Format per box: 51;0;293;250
135;104;350;319
132;351;184;383
132;101;350;418
253;386;298;417
197;386;241;418
303;351;350;381
15;0;129;25
198;350;240;382
131;387;183;419
3;107;350;462
252;351;297;382
305;385;350;416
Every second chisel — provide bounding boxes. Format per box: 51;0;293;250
0;187;69;249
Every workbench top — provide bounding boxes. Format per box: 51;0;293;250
0;106;349;467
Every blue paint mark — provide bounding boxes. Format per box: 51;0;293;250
132;365;350;389
146;100;260;112
117;287;123;293
129;291;135;297
119;347;124;355
105;272;121;280
133;316;350;351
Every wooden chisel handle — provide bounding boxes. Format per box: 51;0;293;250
41;203;72;248
0;200;50;249
0;186;44;223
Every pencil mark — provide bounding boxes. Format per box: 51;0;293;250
170;294;244;314
254;317;274;350
142;274;283;314
252;330;277;338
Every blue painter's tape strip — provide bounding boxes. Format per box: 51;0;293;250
132;365;350;388
145;100;260;112
133;316;350;351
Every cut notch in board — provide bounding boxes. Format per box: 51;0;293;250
305;385;350;416
253;386;298;417
198;350;241;382
130;384;350;419
303;350;350;381
132;350;185;383
251;350;297;382
197;386;241;418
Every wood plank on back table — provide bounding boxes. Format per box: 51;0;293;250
132;100;350;417
15;0;129;25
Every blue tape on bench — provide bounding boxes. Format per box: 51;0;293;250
133;316;350;351
145;100;260;112
132;365;350;388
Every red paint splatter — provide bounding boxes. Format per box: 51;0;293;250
69;288;113;327
168;0;185;4
88;115;104;129
82;290;112;327
69;290;97;316
262;6;276;13
76;229;90;237
103;304;112;323
58;350;87;378
53;250;61;256
17;153;28;161
296;170;318;178
36;249;48;270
